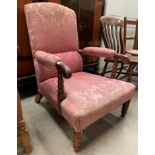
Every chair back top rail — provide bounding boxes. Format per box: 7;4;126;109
100;16;125;54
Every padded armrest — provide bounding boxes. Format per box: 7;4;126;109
35;51;61;67
82;47;130;64
35;51;72;79
82;47;115;59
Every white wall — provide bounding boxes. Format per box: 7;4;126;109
104;0;138;19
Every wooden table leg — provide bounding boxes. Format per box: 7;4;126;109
17;91;31;154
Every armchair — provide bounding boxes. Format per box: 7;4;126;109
24;3;135;151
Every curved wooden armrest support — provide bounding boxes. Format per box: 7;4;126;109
56;60;72;79
56;60;72;114
111;54;130;79
114;53;130;64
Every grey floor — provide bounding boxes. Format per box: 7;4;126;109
18;87;137;155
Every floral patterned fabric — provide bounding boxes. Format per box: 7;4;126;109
24;2;79;55
83;47;115;59
39;72;135;131
34;50;83;82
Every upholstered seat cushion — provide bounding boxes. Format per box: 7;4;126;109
39;72;135;131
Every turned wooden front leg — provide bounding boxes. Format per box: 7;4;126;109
18;120;31;154
35;91;43;103
73;129;82;152
121;100;131;117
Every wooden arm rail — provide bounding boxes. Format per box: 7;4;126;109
56;60;72;79
56;60;72;114
114;53;130;64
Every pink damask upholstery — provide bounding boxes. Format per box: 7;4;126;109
24;3;79;55
35;51;61;68
24;2;82;83
34;50;83;82
83;47;115;59
24;2;135;151
39;72;135;131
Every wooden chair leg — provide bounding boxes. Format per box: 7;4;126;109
18;120;31;154
127;63;135;82
22;129;31;154
35;91;43;103
101;61;108;76
121;100;130;117
73;129;82;152
117;63;124;78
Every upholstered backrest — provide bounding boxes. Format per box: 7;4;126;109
24;2;79;54
24;3;83;82
34;51;83;82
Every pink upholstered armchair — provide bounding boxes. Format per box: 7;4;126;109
24;2;135;151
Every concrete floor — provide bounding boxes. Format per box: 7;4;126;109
18;89;137;155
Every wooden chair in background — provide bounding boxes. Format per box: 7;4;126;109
17;91;31;154
100;16;127;78
100;16;138;82
124;17;138;82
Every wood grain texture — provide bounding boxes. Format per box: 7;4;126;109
56;60;72;114
92;0;105;47
111;58;119;79
57;68;65;114
17;91;31;154
73;129;83;152
17;0;32;57
17;60;34;76
47;0;61;3
17;0;35;85
127;63;136;82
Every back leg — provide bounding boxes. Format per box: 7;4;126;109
35;91;43;103
121;100;131;117
101;61;108;76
